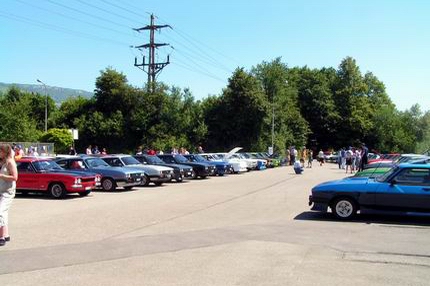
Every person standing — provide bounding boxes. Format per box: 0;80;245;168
197;145;204;153
318;149;324;166
69;146;77;155
0;144;18;246
345;147;353;174
85;145;92;155
307;149;313;168
301;147;307;168
359;143;369;172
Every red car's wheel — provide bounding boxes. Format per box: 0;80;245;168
49;182;67;199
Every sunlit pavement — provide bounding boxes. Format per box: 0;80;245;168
1;162;430;286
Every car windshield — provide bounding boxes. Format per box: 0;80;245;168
33;160;63;172
85;158;110;168
146;156;165;164
191;155;206;162
121;156;142;165
173;154;189;163
376;166;399;182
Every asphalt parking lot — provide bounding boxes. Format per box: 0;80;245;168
1;162;430;286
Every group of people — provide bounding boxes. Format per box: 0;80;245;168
336;143;368;174
85;145;107;155
291;143;369;175
11;143;50;160
68;145;108;155
0;143;18;247
135;145;204;156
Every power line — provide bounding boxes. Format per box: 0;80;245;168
98;0;144;20
0;12;129;46
157;15;241;67
170;47;227;82
157;49;226;84
14;0;136;39
166;37;232;73
73;0;137;25
45;0;132;30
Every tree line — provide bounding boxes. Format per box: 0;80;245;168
1;56;429;155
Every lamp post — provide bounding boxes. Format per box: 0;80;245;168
36;79;48;133
271;97;275;151
271;80;288;155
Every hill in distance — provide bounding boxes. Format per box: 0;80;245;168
0;82;94;103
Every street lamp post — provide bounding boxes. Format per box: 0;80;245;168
270;80;288;155
271;98;275;151
37;79;48;132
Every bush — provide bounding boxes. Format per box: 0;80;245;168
39;128;74;154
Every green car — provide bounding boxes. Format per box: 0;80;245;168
354;167;391;178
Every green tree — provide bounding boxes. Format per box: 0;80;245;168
39;128;74;154
204;68;268;151
252;59;309;152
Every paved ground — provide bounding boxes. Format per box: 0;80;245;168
1;162;430;286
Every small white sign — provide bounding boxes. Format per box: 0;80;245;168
268;147;273;155
69;129;79;140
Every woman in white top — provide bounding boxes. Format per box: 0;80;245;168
0;143;18;246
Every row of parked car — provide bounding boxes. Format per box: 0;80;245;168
14;148;283;199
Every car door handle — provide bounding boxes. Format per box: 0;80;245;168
422;188;430;191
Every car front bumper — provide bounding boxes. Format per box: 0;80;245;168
308;195;329;212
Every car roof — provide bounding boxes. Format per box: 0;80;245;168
398;163;430;168
16;157;51;163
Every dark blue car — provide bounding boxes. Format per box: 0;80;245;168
183;154;231;176
309;163;430;220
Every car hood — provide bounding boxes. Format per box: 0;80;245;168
51;169;98;177
91;166;143;175
312;176;373;192
126;164;173;172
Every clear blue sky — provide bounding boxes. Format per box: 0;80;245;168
1;0;429;111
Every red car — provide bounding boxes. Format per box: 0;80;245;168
16;158;100;199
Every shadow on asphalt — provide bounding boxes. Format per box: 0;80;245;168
15;192;87;200
295;211;430;227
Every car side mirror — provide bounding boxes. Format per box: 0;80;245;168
390;179;397;186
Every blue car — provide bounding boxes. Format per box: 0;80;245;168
309;164;430;220
183;154;231;176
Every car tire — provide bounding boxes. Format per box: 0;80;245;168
102;178;116;192
191;171;197;179
79;190;91;197
331;197;357;220
124;186;133;191
200;175;207;179
142;175;150;186
175;175;183;182
49;183;67;199
155;182;163;186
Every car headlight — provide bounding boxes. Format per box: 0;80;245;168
75;178;82;184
